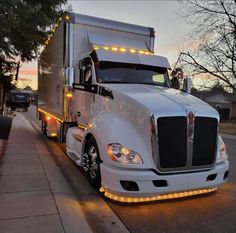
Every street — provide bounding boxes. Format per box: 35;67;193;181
25;105;236;233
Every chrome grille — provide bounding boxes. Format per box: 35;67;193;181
156;116;218;172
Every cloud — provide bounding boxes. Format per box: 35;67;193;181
19;68;37;76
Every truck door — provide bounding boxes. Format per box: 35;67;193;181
76;57;95;127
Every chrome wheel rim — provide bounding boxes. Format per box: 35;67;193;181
88;145;98;179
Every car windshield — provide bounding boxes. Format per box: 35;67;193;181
95;62;170;87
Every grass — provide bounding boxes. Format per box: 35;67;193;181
219;122;236;135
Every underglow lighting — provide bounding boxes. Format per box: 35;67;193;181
99;187;218;203
38;108;63;123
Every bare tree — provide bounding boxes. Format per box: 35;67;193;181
178;0;236;93
170;67;183;89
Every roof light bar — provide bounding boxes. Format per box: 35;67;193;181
99;187;218;203
94;45;154;56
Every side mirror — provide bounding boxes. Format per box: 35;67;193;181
99;86;114;99
183;78;192;94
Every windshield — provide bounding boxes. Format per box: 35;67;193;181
95;62;170;87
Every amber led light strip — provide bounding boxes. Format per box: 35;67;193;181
38;108;63;123
44;15;70;48
94;45;154;56
100;187;218;203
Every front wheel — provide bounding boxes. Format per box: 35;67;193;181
84;137;101;189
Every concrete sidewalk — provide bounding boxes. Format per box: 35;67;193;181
0;113;128;233
0;113;94;233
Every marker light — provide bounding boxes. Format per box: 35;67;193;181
130;49;136;53
94;46;100;50
50;133;57;137
66;92;73;98
100;187;218;203
107;143;143;164
65;15;70;20
46;116;51;121
103;46;109;50
120;48;126;52
112;47;118;51
139;50;145;54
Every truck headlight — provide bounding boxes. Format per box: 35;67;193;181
107;143;143;164
220;144;228;160
217;136;228;162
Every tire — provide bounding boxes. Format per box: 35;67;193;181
84;137;101;189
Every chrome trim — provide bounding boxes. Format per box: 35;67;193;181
149;114;158;167
186;110;195;170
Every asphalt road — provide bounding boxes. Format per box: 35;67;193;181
25;105;236;233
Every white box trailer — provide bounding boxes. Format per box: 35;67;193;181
38;13;229;203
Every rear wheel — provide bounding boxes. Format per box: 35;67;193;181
84;137;101;189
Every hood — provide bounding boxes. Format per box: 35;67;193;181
101;84;219;118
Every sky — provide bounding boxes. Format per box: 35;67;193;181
18;0;193;90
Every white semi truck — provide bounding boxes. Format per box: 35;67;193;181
38;13;229;203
